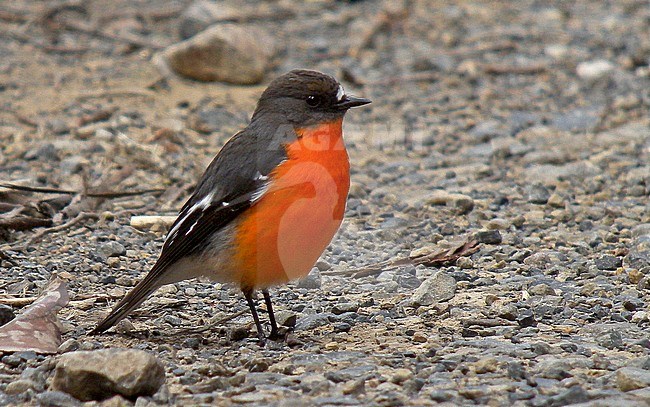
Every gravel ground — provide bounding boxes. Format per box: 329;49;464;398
1;0;650;406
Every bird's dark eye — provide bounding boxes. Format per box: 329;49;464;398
306;95;322;107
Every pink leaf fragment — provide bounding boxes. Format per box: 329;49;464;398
0;277;69;354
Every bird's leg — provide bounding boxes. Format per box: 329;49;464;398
262;289;279;339
243;289;265;343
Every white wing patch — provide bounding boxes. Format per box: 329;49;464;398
250;183;269;203
254;171;269;181
166;192;215;243
336;84;345;102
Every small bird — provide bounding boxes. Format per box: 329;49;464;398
92;70;371;341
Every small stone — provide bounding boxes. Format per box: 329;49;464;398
315;260;331;271
52;349;165;401
99;241;126;258
275;310;297;328
57;339;80;354
412;332;428;343
547;193;565;208
485;218;510;230
160;24;274;84
527;283;556;296
456;257;474;269
516;309;537;327
429;390;453;402
474;230;503;244
324;341;339;351
473;358;498;374
296;313;332;331
389;368;413;384
410;271;457;307
547;386;589;405
333;322;351;333
100;395;132;407
596;330;623;350
24;143;59;161
470;120;505;142
35;391;81;407
5;379;35;395
629;269;644;284
576;59;615;80
229;326;250;341
0;304;15;326
532;342;552;355
332;302;359;315
631;311;648;323
596;255;622;270
297;268;321;289
342;379;365;395
426;190;474;214
527;183;550;204
617;367;650;391
2;354;22;367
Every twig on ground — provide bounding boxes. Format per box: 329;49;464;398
324;237;480;278
76;106;118;126
23;212;99;247
0;216;52;232
0;296;37;306
7;109;39;128
0;182;164;198
483;63;547;75
75;89;155;101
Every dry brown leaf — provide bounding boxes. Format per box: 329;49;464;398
0;277;69;354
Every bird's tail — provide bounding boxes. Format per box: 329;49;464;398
90;267;166;335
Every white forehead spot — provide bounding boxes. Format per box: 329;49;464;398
336;85;345;101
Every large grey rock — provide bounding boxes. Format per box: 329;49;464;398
410;271;456;307
160;24;274;84
52;349;165;401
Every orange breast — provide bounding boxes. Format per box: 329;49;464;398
233;119;350;290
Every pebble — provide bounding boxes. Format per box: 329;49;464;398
159;24;274;84
296;313;332;331
389;368;413;384
52;349;165;401
576;59;615;79
57;339;80;354
35;391;81;407
616;367;650;391
474;230;503;244
332;302;359;315
99;242;126;258
297;268;322;289
0;304;15;326
5;379;36;395
528;283;556;296
596;255;622;270
342;379;366;395
473;358;498;374
410;271;457;307
425;190;475;214
527;183;551;204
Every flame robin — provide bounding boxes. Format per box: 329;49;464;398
92;70;371;341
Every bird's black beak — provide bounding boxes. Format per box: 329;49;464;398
336;95;372;110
